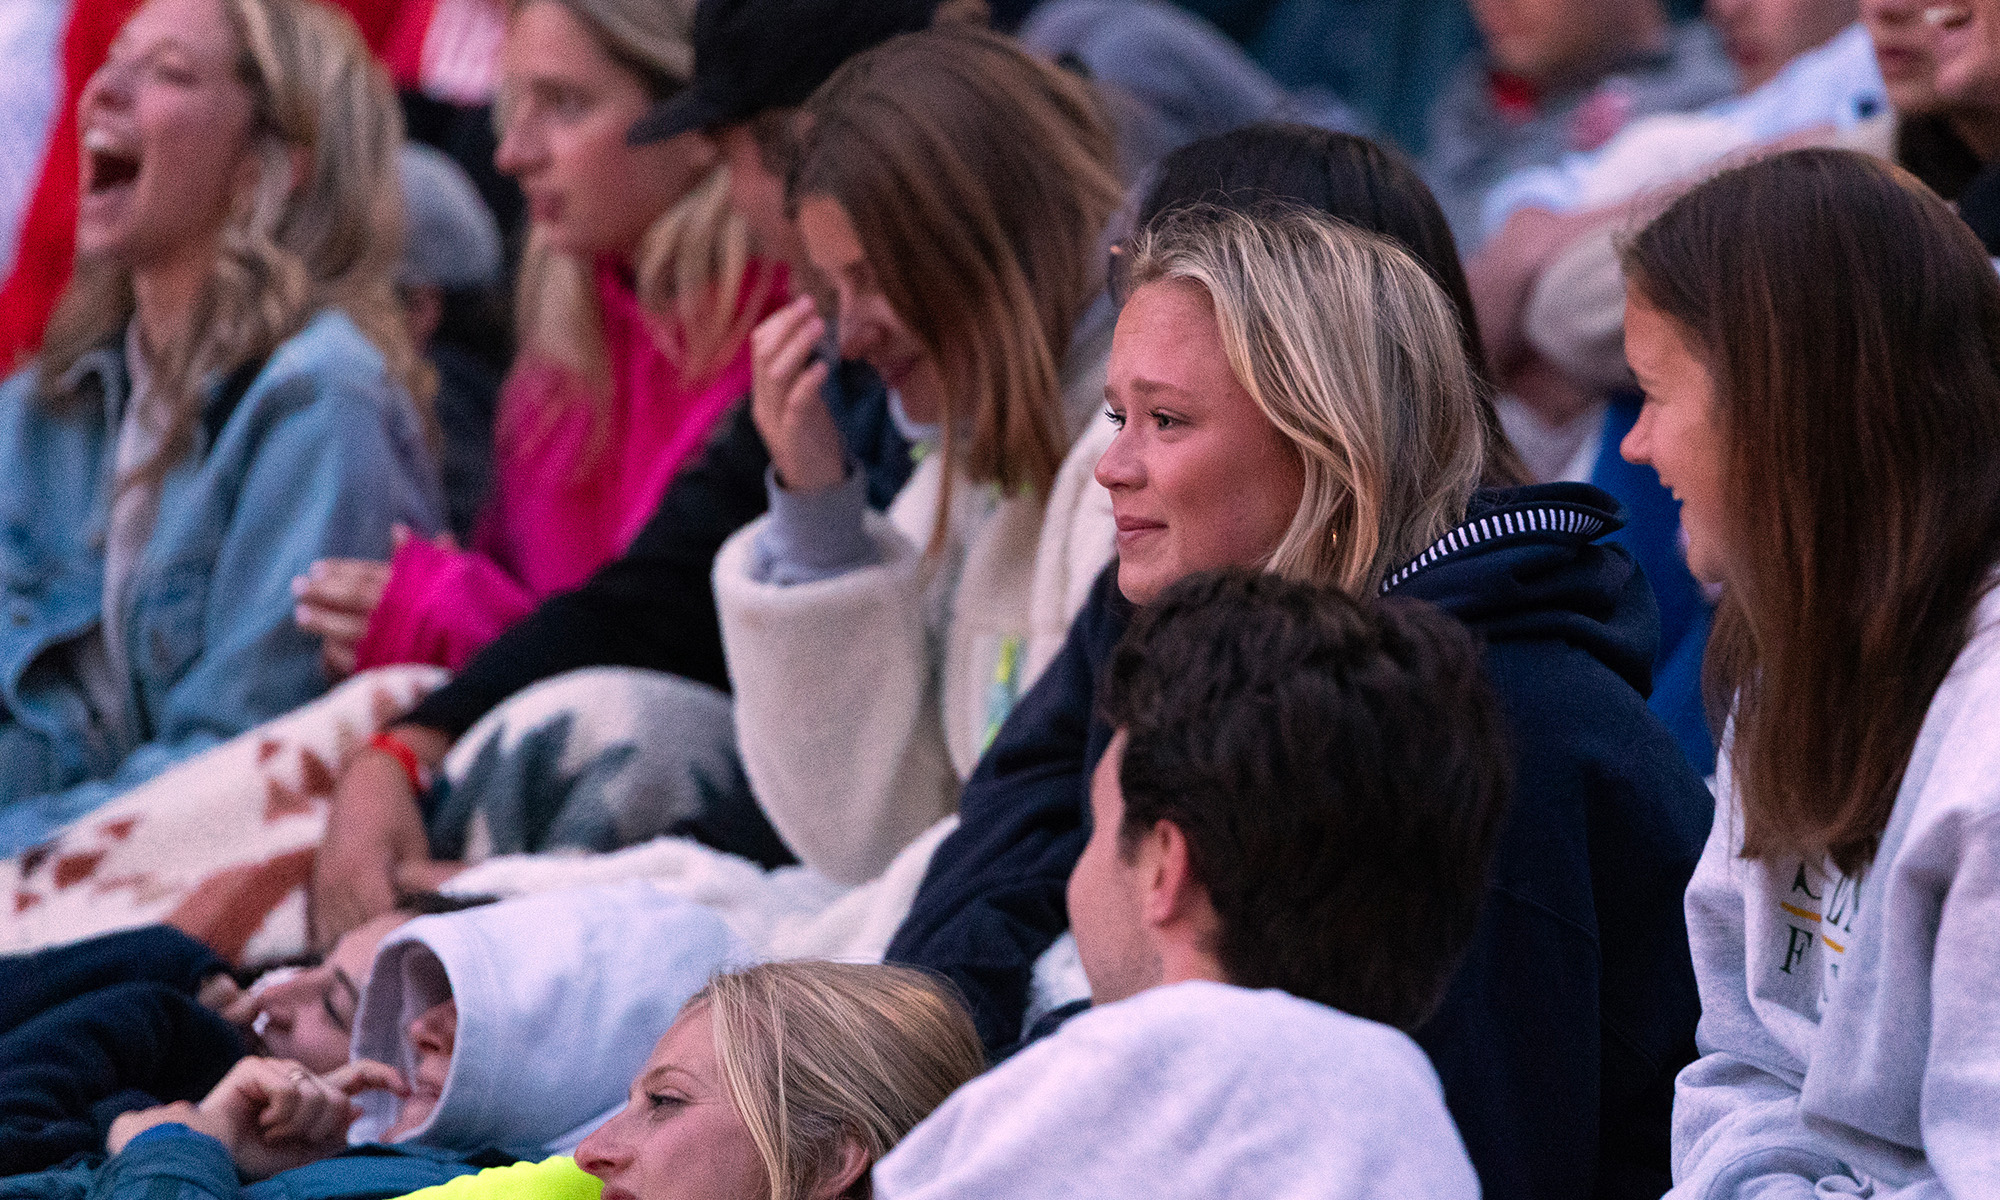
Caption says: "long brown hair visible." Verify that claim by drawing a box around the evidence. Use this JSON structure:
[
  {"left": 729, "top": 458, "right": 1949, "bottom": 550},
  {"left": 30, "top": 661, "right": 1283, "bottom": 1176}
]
[
  {"left": 790, "top": 27, "right": 1124, "bottom": 549},
  {"left": 1623, "top": 148, "right": 2000, "bottom": 874},
  {"left": 39, "top": 0, "right": 424, "bottom": 485}
]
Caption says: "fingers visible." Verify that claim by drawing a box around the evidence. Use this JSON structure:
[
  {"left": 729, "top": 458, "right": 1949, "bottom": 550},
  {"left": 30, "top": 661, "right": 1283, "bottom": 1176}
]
[
  {"left": 292, "top": 560, "right": 391, "bottom": 617},
  {"left": 327, "top": 1059, "right": 409, "bottom": 1099},
  {"left": 296, "top": 601, "right": 371, "bottom": 646},
  {"left": 321, "top": 639, "right": 359, "bottom": 682}
]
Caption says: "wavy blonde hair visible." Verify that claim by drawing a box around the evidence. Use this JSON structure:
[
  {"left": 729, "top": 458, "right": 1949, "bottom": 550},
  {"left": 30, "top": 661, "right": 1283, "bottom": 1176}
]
[
  {"left": 792, "top": 27, "right": 1124, "bottom": 553},
  {"left": 504, "top": 0, "right": 764, "bottom": 451},
  {"left": 38, "top": 0, "right": 424, "bottom": 486},
  {"left": 693, "top": 961, "right": 985, "bottom": 1200},
  {"left": 1123, "top": 205, "right": 1487, "bottom": 594}
]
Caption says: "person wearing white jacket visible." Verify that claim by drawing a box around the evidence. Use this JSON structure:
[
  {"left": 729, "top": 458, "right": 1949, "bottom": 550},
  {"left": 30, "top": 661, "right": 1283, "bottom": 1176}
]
[
  {"left": 1618, "top": 148, "right": 2000, "bottom": 1197},
  {"left": 716, "top": 26, "right": 1126, "bottom": 885}
]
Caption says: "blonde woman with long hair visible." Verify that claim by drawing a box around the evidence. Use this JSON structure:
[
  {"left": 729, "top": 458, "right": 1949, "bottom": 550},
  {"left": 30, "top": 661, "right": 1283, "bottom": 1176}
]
[
  {"left": 0, "top": 0, "right": 440, "bottom": 856},
  {"left": 888, "top": 199, "right": 1715, "bottom": 1196},
  {"left": 291, "top": 0, "right": 778, "bottom": 680}
]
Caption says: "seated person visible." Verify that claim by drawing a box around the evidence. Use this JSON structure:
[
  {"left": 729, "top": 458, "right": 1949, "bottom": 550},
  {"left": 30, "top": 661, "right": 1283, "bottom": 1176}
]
[
  {"left": 0, "top": 0, "right": 443, "bottom": 858},
  {"left": 1420, "top": 0, "right": 1735, "bottom": 249},
  {"left": 93, "top": 959, "right": 981, "bottom": 1200},
  {"left": 291, "top": 0, "right": 782, "bottom": 680},
  {"left": 872, "top": 571, "right": 1506, "bottom": 1199},
  {"left": 887, "top": 202, "right": 1712, "bottom": 1200},
  {"left": 6, "top": 886, "right": 737, "bottom": 1200},
  {"left": 1621, "top": 148, "right": 2000, "bottom": 1199}
]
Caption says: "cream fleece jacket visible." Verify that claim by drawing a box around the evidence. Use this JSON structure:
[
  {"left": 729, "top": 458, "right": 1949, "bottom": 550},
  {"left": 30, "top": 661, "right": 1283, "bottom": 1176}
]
[{"left": 713, "top": 315, "right": 1117, "bottom": 886}]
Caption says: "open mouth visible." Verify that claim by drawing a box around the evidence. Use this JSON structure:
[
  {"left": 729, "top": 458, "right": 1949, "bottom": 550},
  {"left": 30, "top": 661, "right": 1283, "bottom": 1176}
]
[{"left": 83, "top": 131, "right": 140, "bottom": 194}]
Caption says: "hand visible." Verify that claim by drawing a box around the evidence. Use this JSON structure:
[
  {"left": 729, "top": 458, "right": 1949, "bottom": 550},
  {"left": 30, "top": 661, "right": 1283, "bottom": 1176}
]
[
  {"left": 310, "top": 725, "right": 449, "bottom": 949},
  {"left": 294, "top": 558, "right": 391, "bottom": 680},
  {"left": 107, "top": 1101, "right": 201, "bottom": 1156},
  {"left": 751, "top": 295, "right": 847, "bottom": 493},
  {"left": 194, "top": 1058, "right": 408, "bottom": 1180}
]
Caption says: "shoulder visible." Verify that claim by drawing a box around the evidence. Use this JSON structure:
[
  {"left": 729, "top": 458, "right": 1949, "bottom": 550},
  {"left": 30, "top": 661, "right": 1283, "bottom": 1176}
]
[{"left": 226, "top": 310, "right": 414, "bottom": 436}]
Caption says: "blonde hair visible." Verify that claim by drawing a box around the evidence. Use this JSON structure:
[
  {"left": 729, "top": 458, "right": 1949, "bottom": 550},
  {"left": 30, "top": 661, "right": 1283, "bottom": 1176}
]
[
  {"left": 694, "top": 961, "right": 985, "bottom": 1200},
  {"left": 1124, "top": 206, "right": 1486, "bottom": 593},
  {"left": 505, "top": 0, "right": 765, "bottom": 452},
  {"left": 39, "top": 0, "right": 425, "bottom": 484},
  {"left": 792, "top": 27, "right": 1124, "bottom": 552}
]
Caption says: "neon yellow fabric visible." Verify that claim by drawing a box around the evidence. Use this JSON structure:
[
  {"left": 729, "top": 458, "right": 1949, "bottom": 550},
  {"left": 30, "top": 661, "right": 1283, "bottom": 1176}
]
[{"left": 391, "top": 1156, "right": 603, "bottom": 1200}]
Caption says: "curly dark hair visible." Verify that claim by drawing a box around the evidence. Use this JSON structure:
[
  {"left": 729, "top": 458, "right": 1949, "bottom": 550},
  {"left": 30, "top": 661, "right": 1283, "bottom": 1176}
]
[{"left": 1100, "top": 570, "right": 1512, "bottom": 1030}]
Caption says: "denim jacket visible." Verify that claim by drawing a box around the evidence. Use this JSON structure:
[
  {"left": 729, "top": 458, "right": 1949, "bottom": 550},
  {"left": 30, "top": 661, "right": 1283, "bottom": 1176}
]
[{"left": 0, "top": 309, "right": 443, "bottom": 854}]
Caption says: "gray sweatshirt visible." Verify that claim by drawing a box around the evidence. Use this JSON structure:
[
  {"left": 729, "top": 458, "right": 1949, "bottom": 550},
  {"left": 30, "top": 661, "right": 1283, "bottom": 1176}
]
[
  {"left": 1671, "top": 587, "right": 2000, "bottom": 1198},
  {"left": 872, "top": 980, "right": 1479, "bottom": 1199}
]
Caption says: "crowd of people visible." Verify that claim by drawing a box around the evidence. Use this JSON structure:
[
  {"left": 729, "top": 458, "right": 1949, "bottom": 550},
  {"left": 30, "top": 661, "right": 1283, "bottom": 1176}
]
[{"left": 0, "top": 0, "right": 1994, "bottom": 1196}]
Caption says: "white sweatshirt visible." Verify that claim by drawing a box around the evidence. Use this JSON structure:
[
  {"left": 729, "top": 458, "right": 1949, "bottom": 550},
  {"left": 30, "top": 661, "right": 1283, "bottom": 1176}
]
[
  {"left": 713, "top": 313, "right": 1117, "bottom": 886},
  {"left": 1671, "top": 585, "right": 2000, "bottom": 1198},
  {"left": 872, "top": 980, "right": 1479, "bottom": 1200},
  {"left": 348, "top": 882, "right": 747, "bottom": 1151}
]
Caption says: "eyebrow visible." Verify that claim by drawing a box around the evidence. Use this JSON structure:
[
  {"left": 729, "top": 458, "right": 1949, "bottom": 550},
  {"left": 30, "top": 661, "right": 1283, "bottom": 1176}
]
[
  {"left": 1125, "top": 378, "right": 1193, "bottom": 399},
  {"left": 638, "top": 1064, "right": 704, "bottom": 1091}
]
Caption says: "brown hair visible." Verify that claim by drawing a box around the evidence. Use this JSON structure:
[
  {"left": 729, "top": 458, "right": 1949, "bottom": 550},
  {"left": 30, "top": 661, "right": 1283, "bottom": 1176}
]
[
  {"left": 1622, "top": 148, "right": 2000, "bottom": 874},
  {"left": 790, "top": 27, "right": 1123, "bottom": 549},
  {"left": 39, "top": 0, "right": 425, "bottom": 484},
  {"left": 693, "top": 961, "right": 985, "bottom": 1200}
]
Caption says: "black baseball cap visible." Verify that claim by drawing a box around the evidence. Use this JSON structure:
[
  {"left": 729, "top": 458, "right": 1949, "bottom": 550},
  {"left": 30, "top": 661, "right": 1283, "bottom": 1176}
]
[{"left": 629, "top": 0, "right": 944, "bottom": 144}]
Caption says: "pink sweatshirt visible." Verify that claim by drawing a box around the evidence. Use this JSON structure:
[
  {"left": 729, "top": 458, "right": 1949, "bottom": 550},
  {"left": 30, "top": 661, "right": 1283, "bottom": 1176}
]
[{"left": 354, "top": 259, "right": 780, "bottom": 671}]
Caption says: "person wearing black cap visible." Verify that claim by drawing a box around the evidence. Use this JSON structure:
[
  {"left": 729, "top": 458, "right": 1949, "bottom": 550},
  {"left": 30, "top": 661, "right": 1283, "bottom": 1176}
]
[{"left": 629, "top": 0, "right": 975, "bottom": 269}]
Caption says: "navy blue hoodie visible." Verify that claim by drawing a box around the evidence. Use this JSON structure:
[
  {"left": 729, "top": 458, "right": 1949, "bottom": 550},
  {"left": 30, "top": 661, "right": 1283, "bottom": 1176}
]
[{"left": 884, "top": 482, "right": 1713, "bottom": 1200}]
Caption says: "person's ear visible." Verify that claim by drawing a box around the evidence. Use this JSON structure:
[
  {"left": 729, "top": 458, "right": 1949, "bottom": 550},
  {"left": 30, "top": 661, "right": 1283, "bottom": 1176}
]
[
  {"left": 1138, "top": 819, "right": 1204, "bottom": 930},
  {"left": 806, "top": 1137, "right": 871, "bottom": 1200}
]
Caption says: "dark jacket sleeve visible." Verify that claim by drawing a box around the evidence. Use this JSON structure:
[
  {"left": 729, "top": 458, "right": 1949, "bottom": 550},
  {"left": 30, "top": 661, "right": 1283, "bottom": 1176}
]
[
  {"left": 0, "top": 927, "right": 224, "bottom": 1036},
  {"left": 0, "top": 984, "right": 243, "bottom": 1176},
  {"left": 407, "top": 365, "right": 912, "bottom": 739},
  {"left": 885, "top": 566, "right": 1127, "bottom": 1056}
]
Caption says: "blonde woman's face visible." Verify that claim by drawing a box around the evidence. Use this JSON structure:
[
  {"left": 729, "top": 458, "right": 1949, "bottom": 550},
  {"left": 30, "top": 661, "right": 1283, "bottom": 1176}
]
[
  {"left": 576, "top": 1008, "right": 768, "bottom": 1200},
  {"left": 1097, "top": 280, "right": 1305, "bottom": 606},
  {"left": 75, "top": 0, "right": 258, "bottom": 271},
  {"left": 495, "top": 2, "right": 716, "bottom": 261}
]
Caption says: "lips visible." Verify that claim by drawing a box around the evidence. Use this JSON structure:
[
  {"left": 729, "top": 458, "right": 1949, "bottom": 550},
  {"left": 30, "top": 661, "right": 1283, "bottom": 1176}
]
[{"left": 1113, "top": 514, "right": 1166, "bottom": 548}]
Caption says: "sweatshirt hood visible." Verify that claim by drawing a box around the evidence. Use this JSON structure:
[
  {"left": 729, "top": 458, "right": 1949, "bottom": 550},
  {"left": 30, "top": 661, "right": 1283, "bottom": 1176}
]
[
  {"left": 1384, "top": 482, "right": 1659, "bottom": 696},
  {"left": 348, "top": 882, "right": 749, "bottom": 1152}
]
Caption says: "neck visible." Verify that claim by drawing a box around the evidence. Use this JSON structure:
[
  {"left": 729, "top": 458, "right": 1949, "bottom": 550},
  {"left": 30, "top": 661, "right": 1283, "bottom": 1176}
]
[
  {"left": 1950, "top": 108, "right": 2000, "bottom": 164},
  {"left": 129, "top": 243, "right": 218, "bottom": 364},
  {"left": 1155, "top": 937, "right": 1228, "bottom": 992}
]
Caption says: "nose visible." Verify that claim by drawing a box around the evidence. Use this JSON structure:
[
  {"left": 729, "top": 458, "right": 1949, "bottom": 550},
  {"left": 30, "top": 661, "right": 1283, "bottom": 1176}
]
[
  {"left": 1094, "top": 419, "right": 1144, "bottom": 491},
  {"left": 80, "top": 58, "right": 134, "bottom": 118},
  {"left": 1618, "top": 406, "right": 1654, "bottom": 467},
  {"left": 833, "top": 294, "right": 874, "bottom": 362},
  {"left": 408, "top": 1000, "right": 455, "bottom": 1056},
  {"left": 493, "top": 115, "right": 542, "bottom": 179},
  {"left": 575, "top": 1108, "right": 635, "bottom": 1178}
]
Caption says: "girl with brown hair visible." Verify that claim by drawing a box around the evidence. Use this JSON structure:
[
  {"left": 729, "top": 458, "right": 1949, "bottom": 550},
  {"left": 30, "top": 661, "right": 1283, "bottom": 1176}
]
[
  {"left": 711, "top": 25, "right": 1126, "bottom": 886},
  {"left": 1619, "top": 147, "right": 2000, "bottom": 1196}
]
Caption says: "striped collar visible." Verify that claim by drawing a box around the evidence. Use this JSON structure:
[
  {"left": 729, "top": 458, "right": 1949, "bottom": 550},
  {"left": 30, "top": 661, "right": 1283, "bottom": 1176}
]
[{"left": 1382, "top": 501, "right": 1612, "bottom": 593}]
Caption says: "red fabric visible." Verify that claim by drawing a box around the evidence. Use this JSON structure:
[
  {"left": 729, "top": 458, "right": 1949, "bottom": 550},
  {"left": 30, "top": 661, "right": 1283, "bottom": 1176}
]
[
  {"left": 353, "top": 260, "right": 786, "bottom": 671},
  {"left": 377, "top": 0, "right": 439, "bottom": 90},
  {"left": 1488, "top": 71, "right": 1544, "bottom": 123},
  {"left": 0, "top": 0, "right": 141, "bottom": 373},
  {"left": 325, "top": 0, "right": 403, "bottom": 52}
]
